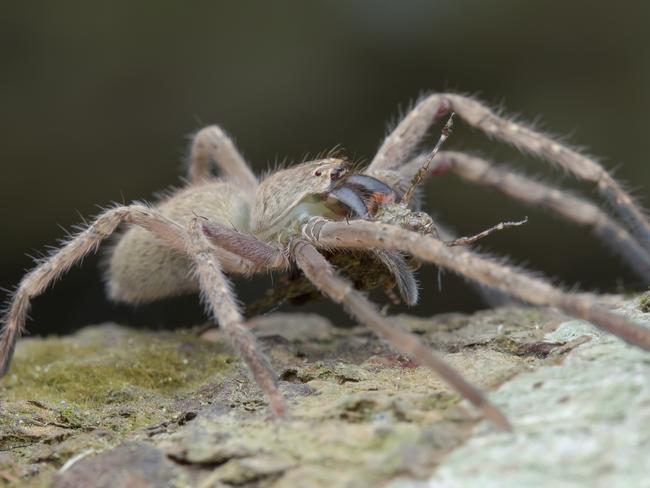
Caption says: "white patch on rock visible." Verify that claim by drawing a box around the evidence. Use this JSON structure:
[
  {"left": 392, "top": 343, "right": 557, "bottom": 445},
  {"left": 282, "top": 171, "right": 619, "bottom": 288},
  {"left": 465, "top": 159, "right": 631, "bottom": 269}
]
[{"left": 391, "top": 304, "right": 650, "bottom": 488}]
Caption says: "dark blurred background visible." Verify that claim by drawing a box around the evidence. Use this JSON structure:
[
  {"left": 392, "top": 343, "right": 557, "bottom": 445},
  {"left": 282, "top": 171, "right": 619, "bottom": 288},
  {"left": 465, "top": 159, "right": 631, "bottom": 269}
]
[{"left": 1, "top": 1, "right": 649, "bottom": 335}]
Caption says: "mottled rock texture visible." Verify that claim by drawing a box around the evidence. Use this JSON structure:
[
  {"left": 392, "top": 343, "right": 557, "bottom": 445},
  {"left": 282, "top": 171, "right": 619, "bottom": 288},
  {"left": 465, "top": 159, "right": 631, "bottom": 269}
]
[{"left": 1, "top": 298, "right": 648, "bottom": 487}]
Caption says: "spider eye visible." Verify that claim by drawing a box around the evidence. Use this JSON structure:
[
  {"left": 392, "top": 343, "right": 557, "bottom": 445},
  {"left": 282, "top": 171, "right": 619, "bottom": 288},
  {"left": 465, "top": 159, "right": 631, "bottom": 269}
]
[
  {"left": 330, "top": 166, "right": 346, "bottom": 181},
  {"left": 314, "top": 170, "right": 322, "bottom": 177}
]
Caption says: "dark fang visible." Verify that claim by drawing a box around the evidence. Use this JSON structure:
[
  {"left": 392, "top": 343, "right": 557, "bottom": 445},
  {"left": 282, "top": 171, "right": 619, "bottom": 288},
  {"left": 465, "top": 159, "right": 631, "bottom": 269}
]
[
  {"left": 325, "top": 186, "right": 370, "bottom": 219},
  {"left": 339, "top": 174, "right": 397, "bottom": 215},
  {"left": 343, "top": 175, "right": 398, "bottom": 200}
]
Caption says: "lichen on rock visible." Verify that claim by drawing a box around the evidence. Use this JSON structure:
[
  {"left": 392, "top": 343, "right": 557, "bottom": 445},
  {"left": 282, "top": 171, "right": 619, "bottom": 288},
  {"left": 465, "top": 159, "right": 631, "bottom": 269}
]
[
  {"left": 410, "top": 301, "right": 650, "bottom": 488},
  {"left": 0, "top": 304, "right": 619, "bottom": 487}
]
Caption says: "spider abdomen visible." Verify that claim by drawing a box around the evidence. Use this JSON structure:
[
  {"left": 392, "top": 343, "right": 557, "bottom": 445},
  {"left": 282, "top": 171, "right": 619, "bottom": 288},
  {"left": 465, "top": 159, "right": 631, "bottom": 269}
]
[{"left": 106, "top": 180, "right": 252, "bottom": 304}]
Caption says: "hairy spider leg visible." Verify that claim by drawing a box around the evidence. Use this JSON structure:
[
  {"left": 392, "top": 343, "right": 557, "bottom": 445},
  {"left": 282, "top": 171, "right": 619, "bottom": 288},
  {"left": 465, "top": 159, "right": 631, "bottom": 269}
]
[{"left": 368, "top": 93, "right": 650, "bottom": 255}]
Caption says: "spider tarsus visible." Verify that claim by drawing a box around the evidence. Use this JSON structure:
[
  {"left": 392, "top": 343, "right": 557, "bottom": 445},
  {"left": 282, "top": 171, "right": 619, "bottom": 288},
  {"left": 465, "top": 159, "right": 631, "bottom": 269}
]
[
  {"left": 561, "top": 300, "right": 650, "bottom": 352},
  {"left": 481, "top": 402, "right": 513, "bottom": 432},
  {"left": 267, "top": 393, "right": 289, "bottom": 421},
  {"left": 0, "top": 328, "right": 18, "bottom": 377},
  {"left": 444, "top": 217, "right": 528, "bottom": 247}
]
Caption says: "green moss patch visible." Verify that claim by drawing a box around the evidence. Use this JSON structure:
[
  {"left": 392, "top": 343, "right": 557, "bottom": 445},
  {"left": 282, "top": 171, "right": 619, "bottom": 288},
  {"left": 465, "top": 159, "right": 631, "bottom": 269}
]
[
  {"left": 0, "top": 324, "right": 234, "bottom": 472},
  {"left": 2, "top": 325, "right": 233, "bottom": 408}
]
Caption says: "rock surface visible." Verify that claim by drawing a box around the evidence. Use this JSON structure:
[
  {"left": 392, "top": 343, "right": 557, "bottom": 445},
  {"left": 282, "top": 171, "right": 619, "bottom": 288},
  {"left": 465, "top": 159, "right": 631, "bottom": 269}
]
[{"left": 1, "top": 298, "right": 648, "bottom": 487}]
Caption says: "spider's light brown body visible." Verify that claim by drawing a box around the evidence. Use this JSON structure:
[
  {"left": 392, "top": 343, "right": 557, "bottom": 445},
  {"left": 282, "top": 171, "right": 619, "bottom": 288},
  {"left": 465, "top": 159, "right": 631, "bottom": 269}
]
[
  {"left": 3, "top": 93, "right": 650, "bottom": 431},
  {"left": 108, "top": 157, "right": 394, "bottom": 302},
  {"left": 108, "top": 180, "right": 252, "bottom": 304}
]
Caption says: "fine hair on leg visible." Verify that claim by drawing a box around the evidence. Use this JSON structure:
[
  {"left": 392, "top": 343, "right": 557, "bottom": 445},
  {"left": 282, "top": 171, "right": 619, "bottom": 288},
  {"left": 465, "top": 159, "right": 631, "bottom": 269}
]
[
  {"left": 0, "top": 203, "right": 287, "bottom": 418},
  {"left": 201, "top": 220, "right": 419, "bottom": 305},
  {"left": 387, "top": 150, "right": 650, "bottom": 282},
  {"left": 291, "top": 238, "right": 511, "bottom": 431},
  {"left": 0, "top": 204, "right": 188, "bottom": 376},
  {"left": 188, "top": 219, "right": 287, "bottom": 418},
  {"left": 432, "top": 151, "right": 650, "bottom": 282},
  {"left": 200, "top": 219, "right": 289, "bottom": 272},
  {"left": 302, "top": 219, "right": 650, "bottom": 352},
  {"left": 373, "top": 250, "right": 419, "bottom": 305},
  {"left": 368, "top": 93, "right": 650, "bottom": 253}
]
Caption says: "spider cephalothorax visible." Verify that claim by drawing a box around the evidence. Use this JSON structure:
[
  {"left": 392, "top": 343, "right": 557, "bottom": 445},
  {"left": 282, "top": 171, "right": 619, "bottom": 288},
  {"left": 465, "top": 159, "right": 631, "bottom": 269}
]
[
  {"left": 251, "top": 158, "right": 399, "bottom": 241},
  {"left": 3, "top": 93, "right": 650, "bottom": 431}
]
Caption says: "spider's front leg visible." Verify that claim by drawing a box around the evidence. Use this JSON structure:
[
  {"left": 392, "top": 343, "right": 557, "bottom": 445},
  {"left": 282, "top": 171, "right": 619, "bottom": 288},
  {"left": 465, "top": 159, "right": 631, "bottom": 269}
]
[
  {"left": 289, "top": 237, "right": 511, "bottom": 431},
  {"left": 303, "top": 219, "right": 650, "bottom": 352},
  {"left": 188, "top": 219, "right": 288, "bottom": 418},
  {"left": 433, "top": 151, "right": 650, "bottom": 282},
  {"left": 367, "top": 93, "right": 650, "bottom": 254},
  {"left": 385, "top": 150, "right": 650, "bottom": 284}
]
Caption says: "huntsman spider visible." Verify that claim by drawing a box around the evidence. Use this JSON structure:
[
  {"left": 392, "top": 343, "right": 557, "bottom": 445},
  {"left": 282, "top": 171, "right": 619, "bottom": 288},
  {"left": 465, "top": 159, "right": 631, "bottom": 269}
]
[{"left": 3, "top": 93, "right": 650, "bottom": 431}]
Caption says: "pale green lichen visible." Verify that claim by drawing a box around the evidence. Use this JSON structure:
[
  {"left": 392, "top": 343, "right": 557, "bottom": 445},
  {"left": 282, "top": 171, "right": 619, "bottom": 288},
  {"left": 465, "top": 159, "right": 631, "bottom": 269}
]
[{"left": 418, "top": 312, "right": 650, "bottom": 488}]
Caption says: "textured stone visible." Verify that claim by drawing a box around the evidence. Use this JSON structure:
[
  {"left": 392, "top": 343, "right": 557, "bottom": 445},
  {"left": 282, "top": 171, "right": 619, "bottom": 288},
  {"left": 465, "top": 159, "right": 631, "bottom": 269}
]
[
  {"left": 397, "top": 300, "right": 650, "bottom": 488},
  {"left": 53, "top": 442, "right": 178, "bottom": 488},
  {"left": 2, "top": 302, "right": 646, "bottom": 487}
]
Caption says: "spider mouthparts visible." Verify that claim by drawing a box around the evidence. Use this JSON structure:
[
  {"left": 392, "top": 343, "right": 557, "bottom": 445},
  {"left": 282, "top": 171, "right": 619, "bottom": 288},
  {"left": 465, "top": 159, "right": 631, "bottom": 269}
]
[
  {"left": 343, "top": 175, "right": 397, "bottom": 198},
  {"left": 325, "top": 186, "right": 370, "bottom": 219},
  {"left": 324, "top": 175, "right": 398, "bottom": 219}
]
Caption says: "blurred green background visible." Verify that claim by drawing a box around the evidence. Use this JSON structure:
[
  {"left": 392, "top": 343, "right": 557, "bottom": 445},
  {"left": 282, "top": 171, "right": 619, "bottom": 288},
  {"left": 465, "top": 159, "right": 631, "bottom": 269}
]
[{"left": 1, "top": 1, "right": 649, "bottom": 335}]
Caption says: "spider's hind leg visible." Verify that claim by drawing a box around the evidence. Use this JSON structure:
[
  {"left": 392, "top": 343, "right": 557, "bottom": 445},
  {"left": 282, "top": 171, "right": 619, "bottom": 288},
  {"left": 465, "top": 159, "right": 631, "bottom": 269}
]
[
  {"left": 0, "top": 205, "right": 187, "bottom": 376},
  {"left": 188, "top": 125, "right": 258, "bottom": 193},
  {"left": 0, "top": 206, "right": 289, "bottom": 419}
]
